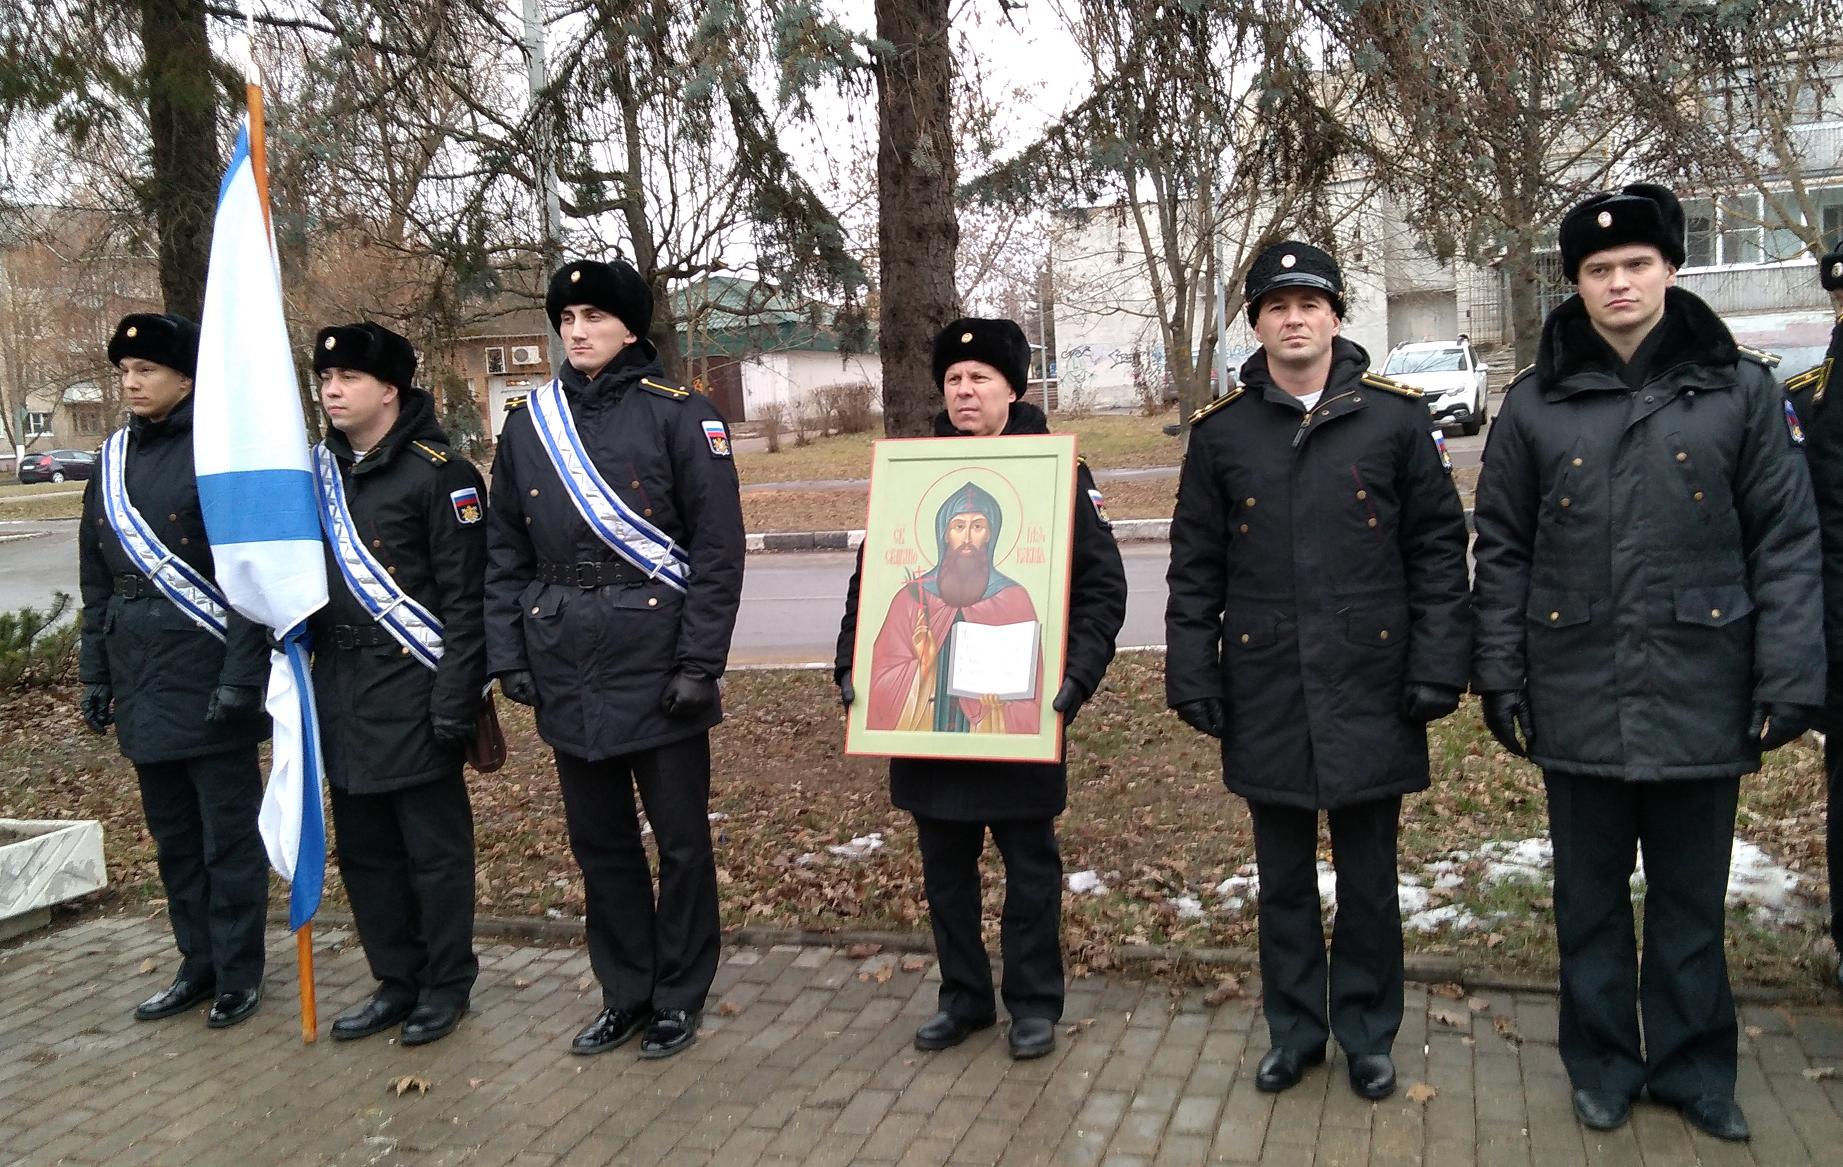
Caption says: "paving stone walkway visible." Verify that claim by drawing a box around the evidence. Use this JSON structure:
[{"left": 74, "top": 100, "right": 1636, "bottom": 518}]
[{"left": 2, "top": 916, "right": 1841, "bottom": 1166}]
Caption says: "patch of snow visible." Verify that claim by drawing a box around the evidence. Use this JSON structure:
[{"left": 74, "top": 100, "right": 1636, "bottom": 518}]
[
  {"left": 795, "top": 852, "right": 821, "bottom": 867},
  {"left": 708, "top": 812, "right": 728, "bottom": 823},
  {"left": 1170, "top": 895, "right": 1205, "bottom": 919},
  {"left": 1478, "top": 837, "right": 1551, "bottom": 885},
  {"left": 1397, "top": 884, "right": 1431, "bottom": 917},
  {"left": 1404, "top": 904, "right": 1480, "bottom": 933},
  {"left": 827, "top": 832, "right": 884, "bottom": 860},
  {"left": 1066, "top": 870, "right": 1107, "bottom": 896},
  {"left": 1726, "top": 839, "right": 1810, "bottom": 924}
]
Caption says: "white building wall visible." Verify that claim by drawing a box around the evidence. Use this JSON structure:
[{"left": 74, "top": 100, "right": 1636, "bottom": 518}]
[{"left": 739, "top": 350, "right": 883, "bottom": 417}]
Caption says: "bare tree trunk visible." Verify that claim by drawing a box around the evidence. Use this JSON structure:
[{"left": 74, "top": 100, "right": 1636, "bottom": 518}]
[
  {"left": 876, "top": 0, "right": 958, "bottom": 438},
  {"left": 140, "top": 0, "right": 220, "bottom": 320},
  {"left": 1504, "top": 253, "right": 1543, "bottom": 370}
]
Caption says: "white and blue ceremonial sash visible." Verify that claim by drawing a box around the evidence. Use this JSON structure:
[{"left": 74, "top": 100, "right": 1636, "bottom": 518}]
[
  {"left": 526, "top": 380, "right": 691, "bottom": 592},
  {"left": 97, "top": 428, "right": 230, "bottom": 642},
  {"left": 312, "top": 444, "right": 445, "bottom": 670}
]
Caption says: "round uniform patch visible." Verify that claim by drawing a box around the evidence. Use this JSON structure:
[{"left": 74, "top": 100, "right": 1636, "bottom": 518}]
[{"left": 1597, "top": 210, "right": 1613, "bottom": 228}]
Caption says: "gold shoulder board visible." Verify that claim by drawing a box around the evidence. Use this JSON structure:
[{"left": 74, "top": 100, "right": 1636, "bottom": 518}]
[
  {"left": 639, "top": 377, "right": 690, "bottom": 400},
  {"left": 503, "top": 394, "right": 529, "bottom": 412},
  {"left": 1786, "top": 359, "right": 1833, "bottom": 405},
  {"left": 1738, "top": 344, "right": 1782, "bottom": 368},
  {"left": 409, "top": 441, "right": 449, "bottom": 466},
  {"left": 1360, "top": 371, "right": 1421, "bottom": 398},
  {"left": 1189, "top": 386, "right": 1244, "bottom": 425}
]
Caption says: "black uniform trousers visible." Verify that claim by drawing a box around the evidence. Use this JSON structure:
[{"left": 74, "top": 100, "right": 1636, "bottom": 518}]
[
  {"left": 134, "top": 747, "right": 268, "bottom": 993},
  {"left": 555, "top": 733, "right": 720, "bottom": 1015},
  {"left": 1827, "top": 743, "right": 1843, "bottom": 952},
  {"left": 914, "top": 814, "right": 1063, "bottom": 1022},
  {"left": 1249, "top": 796, "right": 1403, "bottom": 1057},
  {"left": 329, "top": 772, "right": 479, "bottom": 1009},
  {"left": 1544, "top": 771, "right": 1739, "bottom": 1103}
]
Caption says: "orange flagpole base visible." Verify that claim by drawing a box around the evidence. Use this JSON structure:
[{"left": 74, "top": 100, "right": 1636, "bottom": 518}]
[{"left": 297, "top": 923, "right": 317, "bottom": 1043}]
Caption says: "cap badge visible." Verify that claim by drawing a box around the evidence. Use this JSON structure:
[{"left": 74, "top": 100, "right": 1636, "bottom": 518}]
[
  {"left": 961, "top": 332, "right": 973, "bottom": 343},
  {"left": 125, "top": 326, "right": 137, "bottom": 338},
  {"left": 1280, "top": 254, "right": 1297, "bottom": 269},
  {"left": 1597, "top": 211, "right": 1613, "bottom": 228},
  {"left": 569, "top": 269, "right": 581, "bottom": 283},
  {"left": 324, "top": 336, "right": 336, "bottom": 350}
]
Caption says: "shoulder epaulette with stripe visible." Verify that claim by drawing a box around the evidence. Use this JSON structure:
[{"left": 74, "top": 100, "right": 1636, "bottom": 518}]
[
  {"left": 1738, "top": 344, "right": 1782, "bottom": 368},
  {"left": 1189, "top": 386, "right": 1245, "bottom": 426},
  {"left": 1786, "top": 359, "right": 1833, "bottom": 405},
  {"left": 1360, "top": 371, "right": 1421, "bottom": 399},
  {"left": 409, "top": 441, "right": 449, "bottom": 466},
  {"left": 503, "top": 394, "right": 529, "bottom": 412},
  {"left": 640, "top": 377, "right": 690, "bottom": 401}
]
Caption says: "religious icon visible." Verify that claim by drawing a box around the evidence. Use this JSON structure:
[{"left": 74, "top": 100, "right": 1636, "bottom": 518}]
[{"left": 848, "top": 434, "right": 1079, "bottom": 763}]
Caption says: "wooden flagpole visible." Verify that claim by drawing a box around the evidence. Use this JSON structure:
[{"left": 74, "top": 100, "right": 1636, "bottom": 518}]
[{"left": 245, "top": 19, "right": 314, "bottom": 1043}]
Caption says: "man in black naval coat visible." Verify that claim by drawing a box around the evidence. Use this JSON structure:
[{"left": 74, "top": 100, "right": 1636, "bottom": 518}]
[
  {"left": 1782, "top": 242, "right": 1843, "bottom": 995},
  {"left": 1472, "top": 184, "right": 1824, "bottom": 1140},
  {"left": 835, "top": 318, "right": 1128, "bottom": 1061},
  {"left": 486, "top": 259, "right": 745, "bottom": 1058},
  {"left": 1165, "top": 243, "right": 1473, "bottom": 1102},
  {"left": 79, "top": 313, "right": 271, "bottom": 1028},
  {"left": 309, "top": 322, "right": 486, "bottom": 1046}
]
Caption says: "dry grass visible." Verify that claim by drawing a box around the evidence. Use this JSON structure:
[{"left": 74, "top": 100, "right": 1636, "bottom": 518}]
[{"left": 3, "top": 655, "right": 1831, "bottom": 989}]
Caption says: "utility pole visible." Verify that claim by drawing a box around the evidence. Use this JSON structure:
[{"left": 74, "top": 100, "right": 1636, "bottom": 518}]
[{"left": 521, "top": 0, "right": 566, "bottom": 369}]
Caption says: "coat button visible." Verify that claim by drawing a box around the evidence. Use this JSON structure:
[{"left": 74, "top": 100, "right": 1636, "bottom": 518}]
[
  {"left": 1675, "top": 452, "right": 1688, "bottom": 462},
  {"left": 647, "top": 597, "right": 658, "bottom": 608},
  {"left": 371, "top": 539, "right": 382, "bottom": 548},
  {"left": 643, "top": 508, "right": 653, "bottom": 517},
  {"left": 1378, "top": 629, "right": 1390, "bottom": 640},
  {"left": 529, "top": 488, "right": 540, "bottom": 497},
  {"left": 1711, "top": 608, "right": 1723, "bottom": 619},
  {"left": 1353, "top": 395, "right": 1363, "bottom": 403},
  {"left": 1244, "top": 497, "right": 1256, "bottom": 507},
  {"left": 1238, "top": 523, "right": 1250, "bottom": 534},
  {"left": 1560, "top": 497, "right": 1571, "bottom": 508},
  {"left": 1549, "top": 611, "right": 1561, "bottom": 621},
  {"left": 1645, "top": 395, "right": 1655, "bottom": 403},
  {"left": 531, "top": 606, "right": 540, "bottom": 615},
  {"left": 1694, "top": 490, "right": 1705, "bottom": 502},
  {"left": 1355, "top": 490, "right": 1367, "bottom": 500},
  {"left": 167, "top": 513, "right": 178, "bottom": 522},
  {"left": 387, "top": 566, "right": 397, "bottom": 574},
  {"left": 179, "top": 537, "right": 189, "bottom": 545},
  {"left": 400, "top": 646, "right": 410, "bottom": 655},
  {"left": 1571, "top": 457, "right": 1583, "bottom": 467},
  {"left": 631, "top": 480, "right": 642, "bottom": 489},
  {"left": 1239, "top": 633, "right": 1250, "bottom": 644},
  {"left": 1366, "top": 517, "right": 1378, "bottom": 528}
]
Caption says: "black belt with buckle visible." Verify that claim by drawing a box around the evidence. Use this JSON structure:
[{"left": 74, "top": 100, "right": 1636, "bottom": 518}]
[
  {"left": 113, "top": 574, "right": 157, "bottom": 599},
  {"left": 536, "top": 560, "right": 640, "bottom": 588},
  {"left": 329, "top": 625, "right": 393, "bottom": 650}
]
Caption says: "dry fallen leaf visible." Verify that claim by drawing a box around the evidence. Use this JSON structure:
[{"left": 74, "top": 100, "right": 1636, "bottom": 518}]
[
  {"left": 575, "top": 977, "right": 594, "bottom": 993},
  {"left": 717, "top": 1000, "right": 743, "bottom": 1017},
  {"left": 1429, "top": 1006, "right": 1470, "bottom": 1029},
  {"left": 389, "top": 1075, "right": 432, "bottom": 1097},
  {"left": 1430, "top": 982, "right": 1466, "bottom": 1000},
  {"left": 1492, "top": 1015, "right": 1521, "bottom": 1044},
  {"left": 1204, "top": 975, "right": 1244, "bottom": 1007},
  {"left": 845, "top": 942, "right": 883, "bottom": 959},
  {"left": 467, "top": 1078, "right": 484, "bottom": 1089},
  {"left": 1485, "top": 932, "right": 1505, "bottom": 948},
  {"left": 1804, "top": 1066, "right": 1837, "bottom": 1081},
  {"left": 1466, "top": 997, "right": 1489, "bottom": 1013},
  {"left": 899, "top": 954, "right": 930, "bottom": 973},
  {"left": 1744, "top": 1025, "right": 1764, "bottom": 1039},
  {"left": 1405, "top": 1082, "right": 1438, "bottom": 1104},
  {"left": 137, "top": 957, "right": 157, "bottom": 975},
  {"left": 511, "top": 978, "right": 532, "bottom": 989}
]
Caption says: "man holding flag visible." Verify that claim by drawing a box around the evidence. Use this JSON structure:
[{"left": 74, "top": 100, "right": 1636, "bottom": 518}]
[{"left": 79, "top": 312, "right": 272, "bottom": 1028}]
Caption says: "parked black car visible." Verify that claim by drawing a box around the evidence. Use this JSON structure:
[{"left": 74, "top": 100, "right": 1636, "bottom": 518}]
[{"left": 17, "top": 448, "right": 98, "bottom": 484}]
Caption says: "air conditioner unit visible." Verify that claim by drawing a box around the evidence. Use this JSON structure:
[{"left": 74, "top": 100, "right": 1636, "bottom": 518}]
[
  {"left": 485, "top": 346, "right": 506, "bottom": 375},
  {"left": 511, "top": 345, "right": 542, "bottom": 366}
]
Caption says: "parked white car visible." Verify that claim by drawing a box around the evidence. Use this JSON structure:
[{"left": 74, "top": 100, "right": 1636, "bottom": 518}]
[{"left": 1380, "top": 341, "right": 1489, "bottom": 435}]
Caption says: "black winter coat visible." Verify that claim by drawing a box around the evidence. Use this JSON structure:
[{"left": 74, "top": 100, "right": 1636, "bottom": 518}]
[
  {"left": 78, "top": 394, "right": 271, "bottom": 764},
  {"left": 309, "top": 390, "right": 488, "bottom": 794},
  {"left": 1781, "top": 319, "right": 1843, "bottom": 729},
  {"left": 485, "top": 343, "right": 745, "bottom": 759},
  {"left": 1165, "top": 338, "right": 1473, "bottom": 811},
  {"left": 1472, "top": 288, "right": 1824, "bottom": 780},
  {"left": 834, "top": 401, "right": 1129, "bottom": 821}
]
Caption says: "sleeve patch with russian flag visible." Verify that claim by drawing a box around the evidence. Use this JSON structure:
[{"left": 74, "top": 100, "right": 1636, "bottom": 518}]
[
  {"left": 450, "top": 486, "right": 483, "bottom": 524},
  {"left": 702, "top": 419, "right": 732, "bottom": 457},
  {"left": 1786, "top": 398, "right": 1806, "bottom": 446},
  {"left": 1431, "top": 429, "right": 1453, "bottom": 473},
  {"left": 1087, "top": 487, "right": 1112, "bottom": 526}
]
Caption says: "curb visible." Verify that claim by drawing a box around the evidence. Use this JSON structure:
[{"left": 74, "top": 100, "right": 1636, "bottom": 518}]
[
  {"left": 745, "top": 510, "right": 1476, "bottom": 553},
  {"left": 287, "top": 911, "right": 1827, "bottom": 1004}
]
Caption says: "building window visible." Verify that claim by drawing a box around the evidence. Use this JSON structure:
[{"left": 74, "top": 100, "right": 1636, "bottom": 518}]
[
  {"left": 24, "top": 412, "right": 52, "bottom": 436},
  {"left": 1684, "top": 187, "right": 1843, "bottom": 267},
  {"left": 70, "top": 406, "right": 103, "bottom": 435},
  {"left": 485, "top": 346, "right": 506, "bottom": 375}
]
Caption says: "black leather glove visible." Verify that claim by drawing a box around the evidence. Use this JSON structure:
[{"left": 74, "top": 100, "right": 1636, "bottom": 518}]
[
  {"left": 1400, "top": 683, "right": 1461, "bottom": 724},
  {"left": 1173, "top": 698, "right": 1225, "bottom": 738},
  {"left": 430, "top": 713, "right": 474, "bottom": 750},
  {"left": 1481, "top": 690, "right": 1534, "bottom": 758},
  {"left": 498, "top": 670, "right": 538, "bottom": 707},
  {"left": 79, "top": 684, "right": 113, "bottom": 734},
  {"left": 660, "top": 670, "right": 720, "bottom": 718},
  {"left": 206, "top": 684, "right": 263, "bottom": 723},
  {"left": 1751, "top": 703, "right": 1817, "bottom": 752},
  {"left": 838, "top": 671, "right": 855, "bottom": 708},
  {"left": 1052, "top": 677, "right": 1089, "bottom": 724}
]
